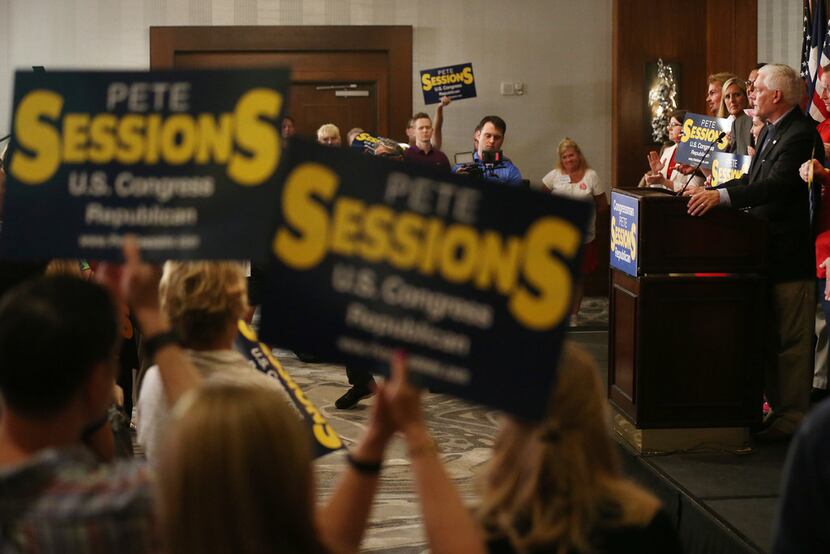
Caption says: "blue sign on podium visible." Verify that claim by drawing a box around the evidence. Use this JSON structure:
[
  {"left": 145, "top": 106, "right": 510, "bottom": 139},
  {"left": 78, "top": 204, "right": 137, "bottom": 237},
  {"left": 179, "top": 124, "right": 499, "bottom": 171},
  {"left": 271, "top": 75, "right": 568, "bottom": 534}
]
[{"left": 610, "top": 191, "right": 639, "bottom": 277}]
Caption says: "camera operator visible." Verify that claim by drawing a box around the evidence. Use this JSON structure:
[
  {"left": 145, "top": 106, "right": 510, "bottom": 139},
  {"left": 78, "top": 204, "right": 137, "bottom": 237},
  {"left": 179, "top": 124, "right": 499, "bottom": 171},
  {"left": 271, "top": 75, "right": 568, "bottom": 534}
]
[{"left": 452, "top": 115, "right": 523, "bottom": 186}]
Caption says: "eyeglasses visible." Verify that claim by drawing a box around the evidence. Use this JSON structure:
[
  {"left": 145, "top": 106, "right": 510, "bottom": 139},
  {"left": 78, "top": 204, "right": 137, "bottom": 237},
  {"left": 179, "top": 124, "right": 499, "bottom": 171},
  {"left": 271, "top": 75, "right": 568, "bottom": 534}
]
[{"left": 745, "top": 80, "right": 754, "bottom": 88}]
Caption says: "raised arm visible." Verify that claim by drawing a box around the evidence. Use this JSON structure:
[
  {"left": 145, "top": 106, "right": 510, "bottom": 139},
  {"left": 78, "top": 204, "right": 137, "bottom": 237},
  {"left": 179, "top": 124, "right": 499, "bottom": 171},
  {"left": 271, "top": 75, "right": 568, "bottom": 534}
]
[
  {"left": 317, "top": 375, "right": 395, "bottom": 553},
  {"left": 385, "top": 353, "right": 485, "bottom": 554},
  {"left": 120, "top": 238, "right": 202, "bottom": 405},
  {"left": 431, "top": 96, "right": 451, "bottom": 150}
]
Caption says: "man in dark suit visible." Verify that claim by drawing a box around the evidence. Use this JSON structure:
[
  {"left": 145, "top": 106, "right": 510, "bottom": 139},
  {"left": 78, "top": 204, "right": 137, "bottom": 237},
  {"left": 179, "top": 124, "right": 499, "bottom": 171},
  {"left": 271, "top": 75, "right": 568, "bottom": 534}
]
[{"left": 688, "top": 64, "right": 822, "bottom": 441}]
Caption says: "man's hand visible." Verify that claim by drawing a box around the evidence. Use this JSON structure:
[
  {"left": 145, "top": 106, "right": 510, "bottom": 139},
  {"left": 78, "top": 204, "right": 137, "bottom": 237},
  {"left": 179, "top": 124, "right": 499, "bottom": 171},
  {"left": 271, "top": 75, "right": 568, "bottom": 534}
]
[
  {"left": 682, "top": 183, "right": 701, "bottom": 196},
  {"left": 799, "top": 159, "right": 826, "bottom": 184},
  {"left": 439, "top": 96, "right": 451, "bottom": 108},
  {"left": 687, "top": 189, "right": 721, "bottom": 216}
]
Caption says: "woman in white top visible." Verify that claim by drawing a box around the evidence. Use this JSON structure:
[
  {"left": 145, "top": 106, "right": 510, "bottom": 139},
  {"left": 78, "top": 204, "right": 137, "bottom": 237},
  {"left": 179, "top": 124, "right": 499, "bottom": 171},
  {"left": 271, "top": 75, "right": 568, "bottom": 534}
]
[
  {"left": 641, "top": 109, "right": 705, "bottom": 193},
  {"left": 542, "top": 138, "right": 606, "bottom": 322},
  {"left": 136, "top": 260, "right": 293, "bottom": 463}
]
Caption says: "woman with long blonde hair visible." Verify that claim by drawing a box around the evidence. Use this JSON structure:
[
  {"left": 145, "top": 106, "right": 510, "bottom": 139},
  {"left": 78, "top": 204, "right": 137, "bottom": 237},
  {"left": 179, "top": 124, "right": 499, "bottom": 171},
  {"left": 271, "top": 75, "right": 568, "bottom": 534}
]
[
  {"left": 157, "top": 384, "right": 325, "bottom": 554},
  {"left": 477, "top": 343, "right": 683, "bottom": 553}
]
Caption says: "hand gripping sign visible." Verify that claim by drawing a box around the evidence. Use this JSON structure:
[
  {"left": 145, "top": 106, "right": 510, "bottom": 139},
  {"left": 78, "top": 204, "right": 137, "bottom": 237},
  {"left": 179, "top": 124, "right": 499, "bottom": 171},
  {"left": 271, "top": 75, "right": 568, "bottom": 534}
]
[
  {"left": 0, "top": 69, "right": 290, "bottom": 261},
  {"left": 260, "top": 140, "right": 591, "bottom": 421}
]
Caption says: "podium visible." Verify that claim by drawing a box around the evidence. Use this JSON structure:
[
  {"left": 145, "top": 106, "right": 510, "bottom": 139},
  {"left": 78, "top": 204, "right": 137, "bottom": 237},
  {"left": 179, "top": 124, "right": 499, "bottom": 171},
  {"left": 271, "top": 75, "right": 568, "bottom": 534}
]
[{"left": 608, "top": 189, "right": 767, "bottom": 449}]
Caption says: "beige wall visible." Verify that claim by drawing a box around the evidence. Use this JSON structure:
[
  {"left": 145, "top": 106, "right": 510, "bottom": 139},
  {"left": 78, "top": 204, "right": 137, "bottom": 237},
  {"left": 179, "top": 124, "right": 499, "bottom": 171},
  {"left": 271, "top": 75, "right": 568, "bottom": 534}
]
[
  {"left": 0, "top": 0, "right": 612, "bottom": 187},
  {"left": 757, "top": 0, "right": 801, "bottom": 68}
]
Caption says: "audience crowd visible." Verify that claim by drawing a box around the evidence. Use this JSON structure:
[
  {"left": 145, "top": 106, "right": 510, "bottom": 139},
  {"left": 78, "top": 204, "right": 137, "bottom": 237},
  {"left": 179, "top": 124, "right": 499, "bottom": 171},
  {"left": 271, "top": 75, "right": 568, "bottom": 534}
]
[{"left": 5, "top": 59, "right": 830, "bottom": 553}]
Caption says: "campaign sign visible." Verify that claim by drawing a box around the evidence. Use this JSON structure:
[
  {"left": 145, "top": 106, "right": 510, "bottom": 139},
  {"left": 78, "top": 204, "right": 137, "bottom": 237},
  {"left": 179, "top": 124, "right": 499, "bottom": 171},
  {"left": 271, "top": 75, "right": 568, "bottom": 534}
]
[
  {"left": 0, "top": 69, "right": 290, "bottom": 261},
  {"left": 675, "top": 112, "right": 732, "bottom": 169},
  {"left": 420, "top": 63, "right": 477, "bottom": 105},
  {"left": 259, "top": 140, "right": 591, "bottom": 421},
  {"left": 710, "top": 152, "right": 751, "bottom": 188},
  {"left": 350, "top": 131, "right": 384, "bottom": 154},
  {"left": 234, "top": 320, "right": 343, "bottom": 458},
  {"left": 610, "top": 191, "right": 639, "bottom": 277}
]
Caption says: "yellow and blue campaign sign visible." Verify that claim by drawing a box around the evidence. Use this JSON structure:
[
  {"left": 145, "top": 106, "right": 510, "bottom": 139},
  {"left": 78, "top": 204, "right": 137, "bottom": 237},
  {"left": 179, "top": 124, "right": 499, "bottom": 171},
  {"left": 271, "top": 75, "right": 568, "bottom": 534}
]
[
  {"left": 610, "top": 191, "right": 639, "bottom": 277},
  {"left": 711, "top": 152, "right": 751, "bottom": 187},
  {"left": 0, "top": 69, "right": 290, "bottom": 261},
  {"left": 420, "top": 63, "right": 476, "bottom": 105},
  {"left": 260, "top": 140, "right": 591, "bottom": 421},
  {"left": 235, "top": 320, "right": 343, "bottom": 458},
  {"left": 675, "top": 112, "right": 731, "bottom": 169}
]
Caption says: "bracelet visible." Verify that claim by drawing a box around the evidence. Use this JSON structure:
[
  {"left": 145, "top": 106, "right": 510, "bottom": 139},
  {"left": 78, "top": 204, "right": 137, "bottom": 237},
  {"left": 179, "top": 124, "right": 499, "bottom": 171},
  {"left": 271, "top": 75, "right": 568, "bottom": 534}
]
[
  {"left": 407, "top": 436, "right": 439, "bottom": 459},
  {"left": 346, "top": 453, "right": 382, "bottom": 475},
  {"left": 143, "top": 330, "right": 181, "bottom": 359}
]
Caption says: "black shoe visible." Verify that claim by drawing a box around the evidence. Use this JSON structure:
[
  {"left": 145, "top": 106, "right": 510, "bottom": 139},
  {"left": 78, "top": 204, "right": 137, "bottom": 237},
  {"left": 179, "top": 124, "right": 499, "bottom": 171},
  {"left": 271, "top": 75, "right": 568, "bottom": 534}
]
[{"left": 335, "top": 385, "right": 374, "bottom": 409}]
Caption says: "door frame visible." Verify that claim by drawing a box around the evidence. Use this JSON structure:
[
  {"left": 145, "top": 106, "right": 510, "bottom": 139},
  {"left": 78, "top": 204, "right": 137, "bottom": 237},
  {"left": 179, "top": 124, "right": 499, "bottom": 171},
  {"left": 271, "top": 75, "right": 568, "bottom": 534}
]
[{"left": 149, "top": 25, "right": 412, "bottom": 139}]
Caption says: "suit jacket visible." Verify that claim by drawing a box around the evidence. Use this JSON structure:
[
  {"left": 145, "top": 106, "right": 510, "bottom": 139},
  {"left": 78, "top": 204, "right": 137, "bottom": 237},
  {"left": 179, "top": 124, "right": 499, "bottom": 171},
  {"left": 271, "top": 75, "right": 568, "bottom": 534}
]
[
  {"left": 723, "top": 107, "right": 823, "bottom": 282},
  {"left": 730, "top": 114, "right": 753, "bottom": 156}
]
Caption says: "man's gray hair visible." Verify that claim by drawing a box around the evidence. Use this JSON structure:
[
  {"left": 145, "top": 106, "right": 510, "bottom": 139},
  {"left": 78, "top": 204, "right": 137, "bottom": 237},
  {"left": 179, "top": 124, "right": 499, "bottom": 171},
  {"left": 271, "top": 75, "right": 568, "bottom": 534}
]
[{"left": 758, "top": 64, "right": 803, "bottom": 107}]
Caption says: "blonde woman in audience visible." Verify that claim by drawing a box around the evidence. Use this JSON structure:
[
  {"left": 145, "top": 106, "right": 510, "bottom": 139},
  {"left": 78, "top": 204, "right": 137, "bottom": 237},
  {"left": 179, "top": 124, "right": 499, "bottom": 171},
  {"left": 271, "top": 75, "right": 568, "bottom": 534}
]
[
  {"left": 477, "top": 343, "right": 683, "bottom": 554},
  {"left": 717, "top": 77, "right": 752, "bottom": 155},
  {"left": 317, "top": 123, "right": 342, "bottom": 146},
  {"left": 136, "top": 261, "right": 293, "bottom": 463},
  {"left": 542, "top": 138, "right": 606, "bottom": 324}
]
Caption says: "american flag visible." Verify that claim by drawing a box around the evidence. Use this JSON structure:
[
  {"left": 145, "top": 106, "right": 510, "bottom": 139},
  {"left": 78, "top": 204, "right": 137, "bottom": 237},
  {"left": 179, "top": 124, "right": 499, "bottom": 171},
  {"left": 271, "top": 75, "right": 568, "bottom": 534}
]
[{"left": 802, "top": 0, "right": 830, "bottom": 121}]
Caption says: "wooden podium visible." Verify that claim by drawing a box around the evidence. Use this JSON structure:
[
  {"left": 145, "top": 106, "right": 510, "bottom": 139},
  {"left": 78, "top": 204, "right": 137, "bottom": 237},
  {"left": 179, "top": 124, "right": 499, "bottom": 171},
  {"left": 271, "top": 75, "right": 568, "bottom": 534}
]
[{"left": 608, "top": 189, "right": 767, "bottom": 450}]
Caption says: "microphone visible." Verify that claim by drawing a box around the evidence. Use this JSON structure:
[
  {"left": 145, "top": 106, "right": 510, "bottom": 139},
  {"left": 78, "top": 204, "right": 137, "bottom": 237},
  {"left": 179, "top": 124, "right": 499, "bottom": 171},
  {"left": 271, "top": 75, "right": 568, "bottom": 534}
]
[{"left": 676, "top": 131, "right": 726, "bottom": 197}]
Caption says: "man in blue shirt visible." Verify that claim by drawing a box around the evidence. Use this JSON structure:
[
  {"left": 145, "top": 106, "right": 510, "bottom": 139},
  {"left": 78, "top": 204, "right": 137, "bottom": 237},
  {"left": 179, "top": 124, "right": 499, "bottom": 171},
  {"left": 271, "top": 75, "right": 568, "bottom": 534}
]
[{"left": 452, "top": 115, "right": 524, "bottom": 186}]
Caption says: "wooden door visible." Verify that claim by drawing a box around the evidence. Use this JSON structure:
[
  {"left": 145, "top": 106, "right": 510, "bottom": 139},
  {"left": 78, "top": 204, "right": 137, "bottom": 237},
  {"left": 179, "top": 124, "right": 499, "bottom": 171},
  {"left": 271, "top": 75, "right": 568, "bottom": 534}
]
[
  {"left": 150, "top": 26, "right": 411, "bottom": 140},
  {"left": 290, "top": 83, "right": 377, "bottom": 140}
]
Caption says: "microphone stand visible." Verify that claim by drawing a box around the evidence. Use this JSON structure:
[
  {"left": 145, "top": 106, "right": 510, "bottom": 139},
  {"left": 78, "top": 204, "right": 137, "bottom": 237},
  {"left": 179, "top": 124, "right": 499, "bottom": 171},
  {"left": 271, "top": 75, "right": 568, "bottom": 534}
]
[{"left": 676, "top": 131, "right": 727, "bottom": 197}]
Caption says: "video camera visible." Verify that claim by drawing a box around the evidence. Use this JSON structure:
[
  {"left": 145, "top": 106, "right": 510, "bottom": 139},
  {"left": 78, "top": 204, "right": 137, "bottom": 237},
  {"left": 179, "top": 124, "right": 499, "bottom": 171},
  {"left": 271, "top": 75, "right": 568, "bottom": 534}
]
[{"left": 454, "top": 150, "right": 503, "bottom": 179}]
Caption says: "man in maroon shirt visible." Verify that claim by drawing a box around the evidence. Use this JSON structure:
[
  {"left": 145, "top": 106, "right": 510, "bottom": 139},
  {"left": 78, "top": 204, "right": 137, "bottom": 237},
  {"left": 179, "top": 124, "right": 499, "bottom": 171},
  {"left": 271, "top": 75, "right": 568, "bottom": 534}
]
[{"left": 403, "top": 112, "right": 451, "bottom": 172}]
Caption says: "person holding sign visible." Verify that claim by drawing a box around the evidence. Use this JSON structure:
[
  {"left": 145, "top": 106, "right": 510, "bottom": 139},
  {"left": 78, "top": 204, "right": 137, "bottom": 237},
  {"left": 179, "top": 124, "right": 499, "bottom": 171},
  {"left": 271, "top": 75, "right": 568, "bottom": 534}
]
[
  {"left": 688, "top": 64, "right": 823, "bottom": 442},
  {"left": 452, "top": 116, "right": 523, "bottom": 186},
  {"left": 478, "top": 343, "right": 683, "bottom": 553},
  {"left": 404, "top": 112, "right": 451, "bottom": 171},
  {"left": 542, "top": 138, "right": 606, "bottom": 323},
  {"left": 717, "top": 77, "right": 752, "bottom": 156},
  {"left": 407, "top": 96, "right": 452, "bottom": 151},
  {"left": 640, "top": 109, "right": 704, "bottom": 192}
]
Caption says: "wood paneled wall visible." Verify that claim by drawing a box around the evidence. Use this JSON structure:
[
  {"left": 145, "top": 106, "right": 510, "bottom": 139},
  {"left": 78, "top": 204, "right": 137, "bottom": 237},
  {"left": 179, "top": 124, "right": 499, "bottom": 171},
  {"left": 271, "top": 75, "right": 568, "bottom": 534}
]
[{"left": 612, "top": 0, "right": 758, "bottom": 189}]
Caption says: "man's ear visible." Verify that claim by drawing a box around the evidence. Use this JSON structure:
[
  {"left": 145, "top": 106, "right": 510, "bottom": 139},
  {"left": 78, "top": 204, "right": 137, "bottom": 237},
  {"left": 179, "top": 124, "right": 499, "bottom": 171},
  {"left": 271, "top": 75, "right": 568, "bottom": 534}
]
[{"left": 773, "top": 89, "right": 783, "bottom": 104}]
